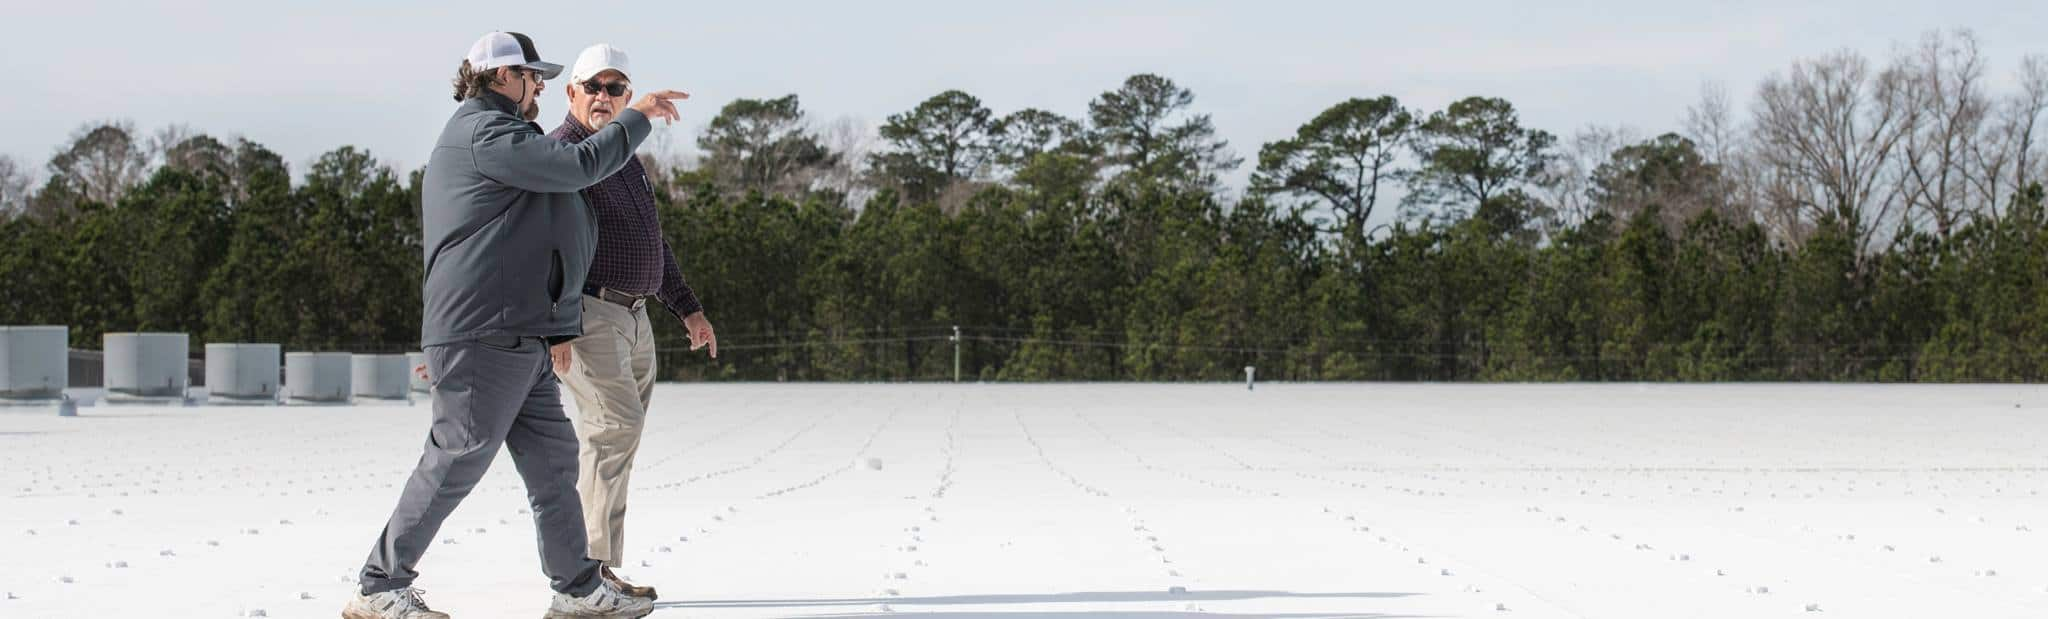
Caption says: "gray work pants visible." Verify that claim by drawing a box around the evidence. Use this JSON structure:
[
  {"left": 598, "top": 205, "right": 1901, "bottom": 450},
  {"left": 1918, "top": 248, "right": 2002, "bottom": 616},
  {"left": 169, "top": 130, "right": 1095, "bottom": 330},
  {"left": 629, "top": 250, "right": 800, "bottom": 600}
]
[{"left": 358, "top": 335, "right": 602, "bottom": 596}]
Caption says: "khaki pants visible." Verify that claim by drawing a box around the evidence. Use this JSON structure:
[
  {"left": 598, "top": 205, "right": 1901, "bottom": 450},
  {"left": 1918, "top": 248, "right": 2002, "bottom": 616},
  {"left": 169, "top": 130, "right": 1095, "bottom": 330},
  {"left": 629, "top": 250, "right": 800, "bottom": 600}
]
[{"left": 557, "top": 295, "right": 656, "bottom": 567}]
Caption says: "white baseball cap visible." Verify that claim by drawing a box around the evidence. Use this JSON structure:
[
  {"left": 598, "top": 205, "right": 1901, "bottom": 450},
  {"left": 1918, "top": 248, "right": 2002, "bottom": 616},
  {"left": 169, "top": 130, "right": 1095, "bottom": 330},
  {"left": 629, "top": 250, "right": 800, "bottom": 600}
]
[
  {"left": 465, "top": 31, "right": 563, "bottom": 80},
  {"left": 571, "top": 44, "right": 632, "bottom": 84}
]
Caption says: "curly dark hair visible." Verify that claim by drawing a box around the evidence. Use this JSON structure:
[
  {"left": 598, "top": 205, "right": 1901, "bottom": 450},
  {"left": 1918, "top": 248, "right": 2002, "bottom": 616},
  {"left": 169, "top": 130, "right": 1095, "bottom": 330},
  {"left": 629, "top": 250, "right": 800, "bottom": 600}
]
[{"left": 451, "top": 60, "right": 503, "bottom": 102}]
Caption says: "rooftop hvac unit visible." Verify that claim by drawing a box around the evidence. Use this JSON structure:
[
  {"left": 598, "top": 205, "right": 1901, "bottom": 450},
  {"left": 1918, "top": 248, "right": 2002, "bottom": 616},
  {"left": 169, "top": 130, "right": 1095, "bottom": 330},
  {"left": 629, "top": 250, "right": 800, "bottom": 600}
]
[
  {"left": 205, "top": 343, "right": 281, "bottom": 404},
  {"left": 352, "top": 354, "right": 412, "bottom": 402},
  {"left": 285, "top": 352, "right": 352, "bottom": 404},
  {"left": 1, "top": 326, "right": 69, "bottom": 401},
  {"left": 407, "top": 352, "right": 429, "bottom": 393},
  {"left": 103, "top": 332, "right": 189, "bottom": 402}
]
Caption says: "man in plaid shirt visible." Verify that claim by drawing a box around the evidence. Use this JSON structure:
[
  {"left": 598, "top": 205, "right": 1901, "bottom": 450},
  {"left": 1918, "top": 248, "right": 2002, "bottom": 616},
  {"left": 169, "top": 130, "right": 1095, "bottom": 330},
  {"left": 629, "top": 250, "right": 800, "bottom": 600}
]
[{"left": 545, "top": 43, "right": 717, "bottom": 601}]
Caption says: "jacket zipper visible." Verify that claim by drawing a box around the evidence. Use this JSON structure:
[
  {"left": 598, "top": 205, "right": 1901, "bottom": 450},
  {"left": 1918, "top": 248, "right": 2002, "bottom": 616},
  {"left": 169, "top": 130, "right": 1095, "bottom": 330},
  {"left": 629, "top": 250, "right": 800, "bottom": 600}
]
[{"left": 549, "top": 249, "right": 564, "bottom": 317}]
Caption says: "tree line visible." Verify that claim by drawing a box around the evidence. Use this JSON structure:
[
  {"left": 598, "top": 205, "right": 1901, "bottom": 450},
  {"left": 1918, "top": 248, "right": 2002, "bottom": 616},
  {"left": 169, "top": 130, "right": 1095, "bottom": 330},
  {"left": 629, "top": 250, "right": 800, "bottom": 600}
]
[{"left": 2, "top": 29, "right": 2044, "bottom": 382}]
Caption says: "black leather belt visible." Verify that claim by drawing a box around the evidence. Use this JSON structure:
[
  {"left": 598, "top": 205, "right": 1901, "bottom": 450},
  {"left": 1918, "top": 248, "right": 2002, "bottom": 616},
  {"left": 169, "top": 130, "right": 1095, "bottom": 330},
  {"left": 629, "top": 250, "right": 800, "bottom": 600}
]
[{"left": 585, "top": 286, "right": 650, "bottom": 309}]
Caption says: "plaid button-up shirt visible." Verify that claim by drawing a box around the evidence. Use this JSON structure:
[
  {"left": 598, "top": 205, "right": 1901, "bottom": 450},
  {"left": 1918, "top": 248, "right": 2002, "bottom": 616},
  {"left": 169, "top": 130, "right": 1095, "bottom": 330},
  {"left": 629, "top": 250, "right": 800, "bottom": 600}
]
[{"left": 549, "top": 114, "right": 703, "bottom": 320}]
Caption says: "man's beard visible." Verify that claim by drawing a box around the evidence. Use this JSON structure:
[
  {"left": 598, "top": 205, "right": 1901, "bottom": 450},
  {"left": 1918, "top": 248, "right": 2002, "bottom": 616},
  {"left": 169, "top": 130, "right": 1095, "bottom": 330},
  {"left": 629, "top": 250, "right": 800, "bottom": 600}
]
[{"left": 523, "top": 100, "right": 540, "bottom": 121}]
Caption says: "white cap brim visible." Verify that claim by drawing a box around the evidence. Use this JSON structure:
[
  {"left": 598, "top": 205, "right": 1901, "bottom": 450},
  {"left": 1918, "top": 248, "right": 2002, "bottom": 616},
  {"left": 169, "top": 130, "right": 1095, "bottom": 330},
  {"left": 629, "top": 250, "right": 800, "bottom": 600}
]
[{"left": 571, "top": 44, "right": 633, "bottom": 84}]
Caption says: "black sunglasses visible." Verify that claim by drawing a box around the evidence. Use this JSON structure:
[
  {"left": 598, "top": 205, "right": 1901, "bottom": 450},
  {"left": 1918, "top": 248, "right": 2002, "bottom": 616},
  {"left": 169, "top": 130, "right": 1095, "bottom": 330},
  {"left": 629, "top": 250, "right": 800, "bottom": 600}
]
[{"left": 581, "top": 80, "right": 630, "bottom": 97}]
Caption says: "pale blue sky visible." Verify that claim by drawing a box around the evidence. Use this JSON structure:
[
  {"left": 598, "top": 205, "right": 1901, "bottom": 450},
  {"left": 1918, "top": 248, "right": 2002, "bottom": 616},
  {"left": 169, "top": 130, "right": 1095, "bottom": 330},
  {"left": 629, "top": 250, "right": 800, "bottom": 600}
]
[{"left": 2, "top": 1, "right": 2041, "bottom": 193}]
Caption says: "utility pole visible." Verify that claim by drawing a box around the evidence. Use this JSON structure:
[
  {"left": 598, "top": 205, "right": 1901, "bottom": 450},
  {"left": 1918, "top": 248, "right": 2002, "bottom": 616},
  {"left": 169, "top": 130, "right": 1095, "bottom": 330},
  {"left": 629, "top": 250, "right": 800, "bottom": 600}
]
[{"left": 952, "top": 325, "right": 962, "bottom": 383}]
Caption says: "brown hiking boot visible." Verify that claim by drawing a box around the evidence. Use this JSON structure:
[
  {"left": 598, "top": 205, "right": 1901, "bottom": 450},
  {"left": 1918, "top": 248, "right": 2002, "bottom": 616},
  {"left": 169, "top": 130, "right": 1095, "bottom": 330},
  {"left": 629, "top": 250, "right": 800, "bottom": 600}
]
[{"left": 600, "top": 566, "right": 658, "bottom": 600}]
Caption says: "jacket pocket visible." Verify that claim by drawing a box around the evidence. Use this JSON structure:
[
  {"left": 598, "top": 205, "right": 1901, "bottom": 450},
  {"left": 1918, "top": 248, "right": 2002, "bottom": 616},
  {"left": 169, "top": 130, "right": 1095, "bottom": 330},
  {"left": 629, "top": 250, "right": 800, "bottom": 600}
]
[{"left": 547, "top": 248, "right": 565, "bottom": 307}]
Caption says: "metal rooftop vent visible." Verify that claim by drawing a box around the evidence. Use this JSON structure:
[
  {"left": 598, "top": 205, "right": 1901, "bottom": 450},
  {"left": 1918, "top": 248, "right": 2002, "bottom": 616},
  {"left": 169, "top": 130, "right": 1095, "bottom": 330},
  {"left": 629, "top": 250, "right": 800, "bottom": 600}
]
[
  {"left": 205, "top": 343, "right": 281, "bottom": 404},
  {"left": 285, "top": 352, "right": 352, "bottom": 404},
  {"left": 103, "top": 332, "right": 189, "bottom": 402},
  {"left": 352, "top": 354, "right": 412, "bottom": 402},
  {"left": 1, "top": 326, "right": 68, "bottom": 401}
]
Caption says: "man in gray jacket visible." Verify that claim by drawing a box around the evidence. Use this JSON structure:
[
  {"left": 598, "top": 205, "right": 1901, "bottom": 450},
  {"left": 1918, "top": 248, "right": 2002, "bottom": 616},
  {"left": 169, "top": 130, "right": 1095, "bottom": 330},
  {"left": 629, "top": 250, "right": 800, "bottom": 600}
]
[{"left": 344, "top": 31, "right": 686, "bottom": 619}]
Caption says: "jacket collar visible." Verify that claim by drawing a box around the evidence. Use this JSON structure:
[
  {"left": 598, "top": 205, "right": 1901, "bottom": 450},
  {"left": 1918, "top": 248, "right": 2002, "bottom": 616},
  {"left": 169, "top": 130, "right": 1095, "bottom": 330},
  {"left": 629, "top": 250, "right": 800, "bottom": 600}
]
[{"left": 472, "top": 90, "right": 525, "bottom": 119}]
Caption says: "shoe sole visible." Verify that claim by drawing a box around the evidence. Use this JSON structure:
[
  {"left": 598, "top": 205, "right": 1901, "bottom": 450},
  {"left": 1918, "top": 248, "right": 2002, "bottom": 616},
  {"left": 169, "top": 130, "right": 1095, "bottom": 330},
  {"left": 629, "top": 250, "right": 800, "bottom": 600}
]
[
  {"left": 540, "top": 608, "right": 652, "bottom": 619},
  {"left": 345, "top": 609, "right": 449, "bottom": 619}
]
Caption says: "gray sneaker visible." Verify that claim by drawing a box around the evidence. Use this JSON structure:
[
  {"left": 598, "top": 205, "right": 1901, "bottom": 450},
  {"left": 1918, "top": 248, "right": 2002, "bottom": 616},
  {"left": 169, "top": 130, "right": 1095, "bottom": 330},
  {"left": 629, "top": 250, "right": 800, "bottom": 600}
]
[
  {"left": 543, "top": 578, "right": 654, "bottom": 618},
  {"left": 342, "top": 587, "right": 449, "bottom": 619}
]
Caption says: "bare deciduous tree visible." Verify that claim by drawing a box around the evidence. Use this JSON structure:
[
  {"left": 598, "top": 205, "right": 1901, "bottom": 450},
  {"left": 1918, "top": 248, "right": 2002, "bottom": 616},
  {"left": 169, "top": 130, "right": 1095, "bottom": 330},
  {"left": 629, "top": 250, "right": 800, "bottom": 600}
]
[
  {"left": 47, "top": 120, "right": 152, "bottom": 208},
  {"left": 817, "top": 115, "right": 878, "bottom": 208},
  {"left": 161, "top": 132, "right": 235, "bottom": 187},
  {"left": 2034, "top": 62, "right": 2048, "bottom": 188},
  {"left": 1970, "top": 54, "right": 2048, "bottom": 218},
  {"left": 641, "top": 124, "right": 688, "bottom": 185},
  {"left": 149, "top": 124, "right": 196, "bottom": 165},
  {"left": 1895, "top": 29, "right": 1991, "bottom": 238},
  {"left": 1538, "top": 124, "right": 1638, "bottom": 229},
  {"left": 0, "top": 155, "right": 29, "bottom": 217},
  {"left": 1750, "top": 49, "right": 1917, "bottom": 253},
  {"left": 1684, "top": 82, "right": 1739, "bottom": 167},
  {"left": 1682, "top": 82, "right": 1768, "bottom": 229}
]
